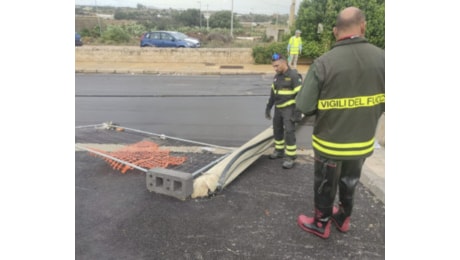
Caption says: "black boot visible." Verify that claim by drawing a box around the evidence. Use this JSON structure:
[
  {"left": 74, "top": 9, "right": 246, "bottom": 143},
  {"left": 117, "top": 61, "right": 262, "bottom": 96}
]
[
  {"left": 282, "top": 157, "right": 295, "bottom": 169},
  {"left": 269, "top": 149, "right": 284, "bottom": 159},
  {"left": 331, "top": 205, "right": 350, "bottom": 232},
  {"left": 333, "top": 158, "right": 364, "bottom": 233}
]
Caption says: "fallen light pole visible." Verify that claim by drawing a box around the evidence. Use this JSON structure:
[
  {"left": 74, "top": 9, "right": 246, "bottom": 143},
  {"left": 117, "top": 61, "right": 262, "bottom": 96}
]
[
  {"left": 76, "top": 120, "right": 311, "bottom": 200},
  {"left": 192, "top": 127, "right": 274, "bottom": 198}
]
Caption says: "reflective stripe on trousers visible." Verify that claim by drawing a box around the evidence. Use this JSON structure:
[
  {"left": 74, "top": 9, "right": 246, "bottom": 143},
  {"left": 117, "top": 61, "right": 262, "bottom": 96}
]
[{"left": 272, "top": 105, "right": 296, "bottom": 157}]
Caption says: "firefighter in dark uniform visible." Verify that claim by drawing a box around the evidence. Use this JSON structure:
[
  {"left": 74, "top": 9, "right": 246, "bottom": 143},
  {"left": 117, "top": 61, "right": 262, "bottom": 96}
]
[
  {"left": 265, "top": 53, "right": 302, "bottom": 169},
  {"left": 295, "top": 7, "right": 385, "bottom": 239}
]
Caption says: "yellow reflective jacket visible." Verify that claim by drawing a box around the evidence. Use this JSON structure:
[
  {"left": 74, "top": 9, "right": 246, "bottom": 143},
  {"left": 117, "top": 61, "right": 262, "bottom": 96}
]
[{"left": 288, "top": 36, "right": 302, "bottom": 55}]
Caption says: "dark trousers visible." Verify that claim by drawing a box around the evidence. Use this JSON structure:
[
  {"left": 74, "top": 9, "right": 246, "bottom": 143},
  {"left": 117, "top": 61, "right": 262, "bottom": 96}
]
[
  {"left": 313, "top": 153, "right": 366, "bottom": 219},
  {"left": 273, "top": 105, "right": 296, "bottom": 158}
]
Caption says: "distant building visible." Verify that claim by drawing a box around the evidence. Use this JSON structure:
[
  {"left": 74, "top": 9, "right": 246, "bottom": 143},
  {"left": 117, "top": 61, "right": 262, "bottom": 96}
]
[
  {"left": 265, "top": 25, "right": 289, "bottom": 42},
  {"left": 96, "top": 14, "right": 114, "bottom": 19}
]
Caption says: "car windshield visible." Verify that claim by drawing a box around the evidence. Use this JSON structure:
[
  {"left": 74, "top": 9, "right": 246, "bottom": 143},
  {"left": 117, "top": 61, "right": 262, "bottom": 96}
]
[{"left": 170, "top": 32, "right": 187, "bottom": 40}]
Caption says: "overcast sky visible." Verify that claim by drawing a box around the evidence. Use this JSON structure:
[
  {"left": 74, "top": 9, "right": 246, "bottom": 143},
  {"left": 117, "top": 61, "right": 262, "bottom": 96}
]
[{"left": 75, "top": 0, "right": 301, "bottom": 15}]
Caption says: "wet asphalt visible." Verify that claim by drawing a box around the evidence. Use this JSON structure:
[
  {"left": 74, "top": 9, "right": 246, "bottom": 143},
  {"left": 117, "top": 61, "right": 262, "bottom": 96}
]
[
  {"left": 75, "top": 73, "right": 384, "bottom": 259},
  {"left": 76, "top": 149, "right": 385, "bottom": 259}
]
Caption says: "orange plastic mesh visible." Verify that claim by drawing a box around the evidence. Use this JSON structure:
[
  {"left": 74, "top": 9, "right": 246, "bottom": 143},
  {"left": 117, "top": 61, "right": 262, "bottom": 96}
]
[{"left": 88, "top": 140, "right": 187, "bottom": 174}]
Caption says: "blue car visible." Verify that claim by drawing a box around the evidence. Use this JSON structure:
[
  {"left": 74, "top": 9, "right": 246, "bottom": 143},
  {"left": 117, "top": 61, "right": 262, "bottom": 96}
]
[
  {"left": 140, "top": 31, "right": 200, "bottom": 48},
  {"left": 75, "top": 32, "right": 83, "bottom": 46}
]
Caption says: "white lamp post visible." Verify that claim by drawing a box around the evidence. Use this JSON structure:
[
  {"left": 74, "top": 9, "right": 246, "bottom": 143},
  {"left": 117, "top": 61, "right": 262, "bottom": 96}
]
[{"left": 204, "top": 11, "right": 210, "bottom": 31}]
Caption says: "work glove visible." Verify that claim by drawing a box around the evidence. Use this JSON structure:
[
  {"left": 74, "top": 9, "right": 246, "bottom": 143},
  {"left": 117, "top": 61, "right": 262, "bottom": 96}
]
[
  {"left": 290, "top": 109, "right": 303, "bottom": 123},
  {"left": 265, "top": 107, "right": 272, "bottom": 120}
]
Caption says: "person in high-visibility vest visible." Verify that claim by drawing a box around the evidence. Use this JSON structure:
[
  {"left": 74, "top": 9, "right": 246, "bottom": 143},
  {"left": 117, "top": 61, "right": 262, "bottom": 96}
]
[{"left": 287, "top": 30, "right": 302, "bottom": 69}]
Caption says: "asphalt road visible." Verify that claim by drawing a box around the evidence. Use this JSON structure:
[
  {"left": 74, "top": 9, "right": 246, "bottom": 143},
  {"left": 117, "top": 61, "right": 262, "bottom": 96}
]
[
  {"left": 75, "top": 74, "right": 384, "bottom": 259},
  {"left": 75, "top": 74, "right": 312, "bottom": 148}
]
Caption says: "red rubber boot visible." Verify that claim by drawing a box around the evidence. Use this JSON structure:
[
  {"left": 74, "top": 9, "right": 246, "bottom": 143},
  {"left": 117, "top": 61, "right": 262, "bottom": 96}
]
[
  {"left": 297, "top": 209, "right": 331, "bottom": 239},
  {"left": 331, "top": 206, "right": 350, "bottom": 232}
]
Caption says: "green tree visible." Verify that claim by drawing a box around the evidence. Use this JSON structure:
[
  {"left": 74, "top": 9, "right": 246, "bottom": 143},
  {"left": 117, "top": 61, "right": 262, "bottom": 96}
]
[
  {"left": 361, "top": 0, "right": 385, "bottom": 48},
  {"left": 114, "top": 10, "right": 130, "bottom": 20},
  {"left": 296, "top": 0, "right": 384, "bottom": 54},
  {"left": 209, "top": 11, "right": 241, "bottom": 29},
  {"left": 174, "top": 9, "right": 202, "bottom": 27}
]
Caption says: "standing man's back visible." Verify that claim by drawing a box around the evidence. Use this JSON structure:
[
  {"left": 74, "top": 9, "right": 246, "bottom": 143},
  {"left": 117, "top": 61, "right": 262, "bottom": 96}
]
[
  {"left": 307, "top": 35, "right": 385, "bottom": 158},
  {"left": 295, "top": 6, "right": 384, "bottom": 239}
]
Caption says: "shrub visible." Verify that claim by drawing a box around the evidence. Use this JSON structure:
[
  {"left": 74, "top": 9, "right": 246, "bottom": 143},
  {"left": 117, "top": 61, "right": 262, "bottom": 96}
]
[
  {"left": 101, "top": 26, "right": 131, "bottom": 44},
  {"left": 252, "top": 39, "right": 326, "bottom": 64},
  {"left": 252, "top": 42, "right": 288, "bottom": 64},
  {"left": 301, "top": 41, "right": 322, "bottom": 60}
]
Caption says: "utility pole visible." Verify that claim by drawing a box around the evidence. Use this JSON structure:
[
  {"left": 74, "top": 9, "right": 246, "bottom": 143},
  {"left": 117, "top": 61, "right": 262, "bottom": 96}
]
[
  {"left": 95, "top": 0, "right": 102, "bottom": 37},
  {"left": 198, "top": 1, "right": 202, "bottom": 28},
  {"left": 230, "top": 0, "right": 234, "bottom": 38},
  {"left": 289, "top": 0, "right": 295, "bottom": 28},
  {"left": 250, "top": 8, "right": 254, "bottom": 32},
  {"left": 204, "top": 5, "right": 210, "bottom": 31}
]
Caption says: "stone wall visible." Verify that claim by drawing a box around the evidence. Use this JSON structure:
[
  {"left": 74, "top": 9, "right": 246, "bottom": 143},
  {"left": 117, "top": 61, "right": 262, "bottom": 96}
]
[{"left": 75, "top": 46, "right": 255, "bottom": 64}]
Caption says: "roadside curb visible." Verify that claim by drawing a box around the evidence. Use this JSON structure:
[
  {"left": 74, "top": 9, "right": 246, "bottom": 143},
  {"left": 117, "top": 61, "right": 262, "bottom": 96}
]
[
  {"left": 361, "top": 148, "right": 385, "bottom": 203},
  {"left": 75, "top": 69, "right": 272, "bottom": 76},
  {"left": 362, "top": 167, "right": 385, "bottom": 204}
]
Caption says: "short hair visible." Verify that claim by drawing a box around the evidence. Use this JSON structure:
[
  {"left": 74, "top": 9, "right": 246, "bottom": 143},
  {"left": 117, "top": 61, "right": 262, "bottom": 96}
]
[
  {"left": 335, "top": 8, "right": 366, "bottom": 30},
  {"left": 271, "top": 53, "right": 286, "bottom": 62}
]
